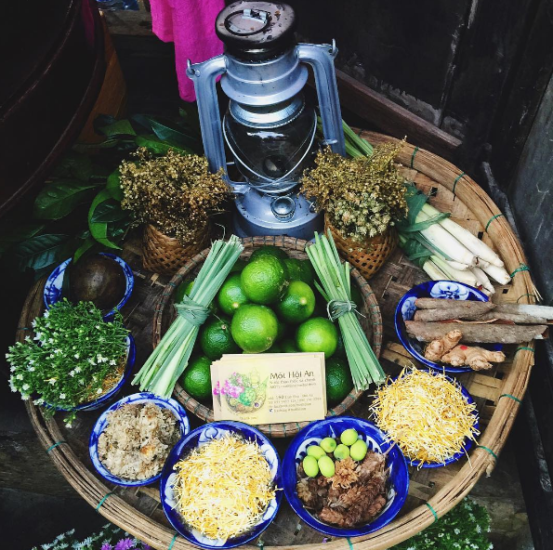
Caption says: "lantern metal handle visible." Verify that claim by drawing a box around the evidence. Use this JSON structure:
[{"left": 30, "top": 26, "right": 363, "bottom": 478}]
[{"left": 296, "top": 41, "right": 345, "bottom": 156}]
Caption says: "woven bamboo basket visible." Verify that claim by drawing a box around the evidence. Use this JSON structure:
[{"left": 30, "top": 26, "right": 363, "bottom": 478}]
[
  {"left": 324, "top": 214, "right": 398, "bottom": 280},
  {"left": 19, "top": 133, "right": 538, "bottom": 550},
  {"left": 152, "top": 235, "right": 383, "bottom": 437},
  {"left": 142, "top": 223, "right": 211, "bottom": 276}
]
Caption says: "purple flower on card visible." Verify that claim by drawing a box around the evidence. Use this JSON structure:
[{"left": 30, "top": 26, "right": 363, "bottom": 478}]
[{"left": 213, "top": 380, "right": 221, "bottom": 396}]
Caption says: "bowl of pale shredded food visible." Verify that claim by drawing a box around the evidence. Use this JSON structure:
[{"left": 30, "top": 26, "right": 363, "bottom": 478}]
[
  {"left": 89, "top": 392, "right": 190, "bottom": 486},
  {"left": 160, "top": 421, "right": 282, "bottom": 549}
]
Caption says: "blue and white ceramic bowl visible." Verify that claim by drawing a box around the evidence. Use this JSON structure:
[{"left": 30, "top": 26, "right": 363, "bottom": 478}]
[
  {"left": 282, "top": 417, "right": 409, "bottom": 538},
  {"left": 43, "top": 253, "right": 134, "bottom": 321},
  {"left": 386, "top": 372, "right": 480, "bottom": 469},
  {"left": 395, "top": 280, "right": 496, "bottom": 373},
  {"left": 89, "top": 392, "right": 190, "bottom": 487},
  {"left": 160, "top": 421, "right": 282, "bottom": 549},
  {"left": 51, "top": 334, "right": 136, "bottom": 413}
]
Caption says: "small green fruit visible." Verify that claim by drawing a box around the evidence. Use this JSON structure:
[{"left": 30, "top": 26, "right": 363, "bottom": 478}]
[
  {"left": 350, "top": 439, "right": 368, "bottom": 461},
  {"left": 303, "top": 456, "right": 319, "bottom": 478},
  {"left": 318, "top": 455, "right": 336, "bottom": 478},
  {"left": 306, "top": 445, "right": 326, "bottom": 460},
  {"left": 340, "top": 428, "right": 359, "bottom": 446},
  {"left": 334, "top": 444, "right": 350, "bottom": 460},
  {"left": 320, "top": 437, "right": 337, "bottom": 453}
]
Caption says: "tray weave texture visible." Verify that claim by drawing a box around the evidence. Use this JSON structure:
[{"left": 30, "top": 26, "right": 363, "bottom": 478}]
[
  {"left": 153, "top": 235, "right": 382, "bottom": 437},
  {"left": 19, "top": 132, "right": 538, "bottom": 550}
]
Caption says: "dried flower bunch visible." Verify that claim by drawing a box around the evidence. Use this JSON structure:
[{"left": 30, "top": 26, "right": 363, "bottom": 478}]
[
  {"left": 7, "top": 299, "right": 129, "bottom": 423},
  {"left": 120, "top": 149, "right": 229, "bottom": 244},
  {"left": 301, "top": 144, "right": 407, "bottom": 242}
]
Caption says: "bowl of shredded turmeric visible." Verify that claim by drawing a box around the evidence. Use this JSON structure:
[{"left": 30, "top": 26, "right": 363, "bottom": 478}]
[{"left": 160, "top": 421, "right": 282, "bottom": 549}]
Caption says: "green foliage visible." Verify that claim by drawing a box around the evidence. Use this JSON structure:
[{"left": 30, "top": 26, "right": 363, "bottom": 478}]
[
  {"left": 7, "top": 300, "right": 129, "bottom": 422},
  {"left": 392, "top": 498, "right": 492, "bottom": 550}
]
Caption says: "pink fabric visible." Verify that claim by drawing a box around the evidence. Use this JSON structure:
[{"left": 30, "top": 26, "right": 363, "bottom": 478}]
[{"left": 150, "top": 0, "right": 225, "bottom": 101}]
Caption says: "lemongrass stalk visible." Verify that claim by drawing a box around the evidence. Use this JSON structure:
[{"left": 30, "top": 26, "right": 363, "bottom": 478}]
[
  {"left": 471, "top": 266, "right": 495, "bottom": 295},
  {"left": 478, "top": 259, "right": 511, "bottom": 285},
  {"left": 431, "top": 255, "right": 479, "bottom": 286},
  {"left": 342, "top": 119, "right": 374, "bottom": 157},
  {"left": 422, "top": 260, "right": 448, "bottom": 281},
  {"left": 445, "top": 259, "right": 471, "bottom": 271},
  {"left": 416, "top": 210, "right": 477, "bottom": 266},
  {"left": 422, "top": 203, "right": 504, "bottom": 267}
]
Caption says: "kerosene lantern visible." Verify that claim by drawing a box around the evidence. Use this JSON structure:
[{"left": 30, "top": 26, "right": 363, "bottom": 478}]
[{"left": 187, "top": 1, "right": 345, "bottom": 239}]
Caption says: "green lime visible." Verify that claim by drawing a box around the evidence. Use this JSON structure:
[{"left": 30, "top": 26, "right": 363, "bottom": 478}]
[
  {"left": 199, "top": 316, "right": 240, "bottom": 360},
  {"left": 281, "top": 338, "right": 299, "bottom": 353},
  {"left": 265, "top": 342, "right": 283, "bottom": 353},
  {"left": 181, "top": 355, "right": 212, "bottom": 401},
  {"left": 334, "top": 334, "right": 346, "bottom": 358},
  {"left": 276, "top": 318, "right": 287, "bottom": 342},
  {"left": 241, "top": 256, "right": 289, "bottom": 305},
  {"left": 231, "top": 304, "right": 279, "bottom": 353},
  {"left": 217, "top": 273, "right": 250, "bottom": 316},
  {"left": 250, "top": 246, "right": 288, "bottom": 262},
  {"left": 296, "top": 317, "right": 338, "bottom": 358},
  {"left": 283, "top": 258, "right": 316, "bottom": 286},
  {"left": 230, "top": 258, "right": 247, "bottom": 273},
  {"left": 326, "top": 356, "right": 353, "bottom": 406},
  {"left": 276, "top": 280, "right": 316, "bottom": 324}
]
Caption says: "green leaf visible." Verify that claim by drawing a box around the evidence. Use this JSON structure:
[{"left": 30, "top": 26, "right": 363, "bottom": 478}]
[
  {"left": 97, "top": 119, "right": 136, "bottom": 138},
  {"left": 0, "top": 224, "right": 47, "bottom": 255},
  {"left": 52, "top": 152, "right": 94, "bottom": 181},
  {"left": 12, "top": 234, "right": 70, "bottom": 272},
  {"left": 73, "top": 138, "right": 121, "bottom": 152},
  {"left": 88, "top": 190, "right": 121, "bottom": 249},
  {"left": 73, "top": 236, "right": 96, "bottom": 263},
  {"left": 135, "top": 134, "right": 190, "bottom": 155},
  {"left": 34, "top": 180, "right": 100, "bottom": 220},
  {"left": 106, "top": 169, "right": 123, "bottom": 200},
  {"left": 131, "top": 114, "right": 200, "bottom": 152},
  {"left": 90, "top": 199, "right": 129, "bottom": 223}
]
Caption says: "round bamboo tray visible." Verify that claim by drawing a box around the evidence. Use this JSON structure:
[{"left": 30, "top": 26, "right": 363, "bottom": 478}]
[
  {"left": 152, "top": 236, "right": 382, "bottom": 437},
  {"left": 19, "top": 133, "right": 537, "bottom": 550}
]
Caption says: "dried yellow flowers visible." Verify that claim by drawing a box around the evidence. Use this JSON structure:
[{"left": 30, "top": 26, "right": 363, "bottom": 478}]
[
  {"left": 301, "top": 144, "right": 407, "bottom": 243},
  {"left": 120, "top": 149, "right": 229, "bottom": 244}
]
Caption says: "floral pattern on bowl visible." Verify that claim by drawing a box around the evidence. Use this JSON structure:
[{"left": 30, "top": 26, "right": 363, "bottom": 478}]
[
  {"left": 43, "top": 253, "right": 134, "bottom": 321},
  {"left": 395, "top": 280, "right": 500, "bottom": 374},
  {"left": 89, "top": 392, "right": 190, "bottom": 487},
  {"left": 160, "top": 421, "right": 282, "bottom": 549},
  {"left": 282, "top": 416, "right": 409, "bottom": 538}
]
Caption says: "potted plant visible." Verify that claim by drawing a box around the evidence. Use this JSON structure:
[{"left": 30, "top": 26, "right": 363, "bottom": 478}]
[
  {"left": 300, "top": 142, "right": 407, "bottom": 279},
  {"left": 7, "top": 299, "right": 133, "bottom": 425},
  {"left": 119, "top": 149, "right": 230, "bottom": 275}
]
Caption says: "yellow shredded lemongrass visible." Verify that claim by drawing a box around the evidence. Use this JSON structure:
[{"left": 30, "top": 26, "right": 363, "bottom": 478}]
[
  {"left": 172, "top": 433, "right": 276, "bottom": 541},
  {"left": 370, "top": 368, "right": 479, "bottom": 466}
]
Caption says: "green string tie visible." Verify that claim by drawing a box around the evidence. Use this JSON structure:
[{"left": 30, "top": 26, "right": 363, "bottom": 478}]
[
  {"left": 452, "top": 172, "right": 465, "bottom": 196},
  {"left": 517, "top": 293, "right": 537, "bottom": 303},
  {"left": 516, "top": 346, "right": 534, "bottom": 353},
  {"left": 477, "top": 445, "right": 498, "bottom": 461},
  {"left": 410, "top": 146, "right": 419, "bottom": 168},
  {"left": 499, "top": 393, "right": 522, "bottom": 404},
  {"left": 168, "top": 533, "right": 179, "bottom": 550},
  {"left": 485, "top": 213, "right": 504, "bottom": 233},
  {"left": 347, "top": 537, "right": 354, "bottom": 550},
  {"left": 425, "top": 502, "right": 439, "bottom": 523},
  {"left": 327, "top": 299, "right": 363, "bottom": 322},
  {"left": 257, "top": 540, "right": 264, "bottom": 550},
  {"left": 174, "top": 295, "right": 210, "bottom": 326},
  {"left": 96, "top": 492, "right": 114, "bottom": 511},
  {"left": 510, "top": 264, "right": 530, "bottom": 278},
  {"left": 46, "top": 440, "right": 67, "bottom": 453}
]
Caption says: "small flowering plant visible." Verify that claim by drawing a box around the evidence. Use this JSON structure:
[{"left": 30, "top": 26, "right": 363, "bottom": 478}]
[{"left": 7, "top": 299, "right": 129, "bottom": 421}]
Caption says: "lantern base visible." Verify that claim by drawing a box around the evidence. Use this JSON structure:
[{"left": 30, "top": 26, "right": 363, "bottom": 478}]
[{"left": 232, "top": 189, "right": 323, "bottom": 240}]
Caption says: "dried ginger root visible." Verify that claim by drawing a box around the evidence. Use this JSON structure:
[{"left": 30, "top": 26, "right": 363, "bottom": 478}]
[
  {"left": 442, "top": 344, "right": 506, "bottom": 371},
  {"left": 424, "top": 329, "right": 463, "bottom": 362}
]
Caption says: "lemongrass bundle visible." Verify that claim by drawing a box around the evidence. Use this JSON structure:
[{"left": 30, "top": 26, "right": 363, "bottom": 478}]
[
  {"left": 133, "top": 235, "right": 243, "bottom": 398},
  {"left": 306, "top": 231, "right": 385, "bottom": 390}
]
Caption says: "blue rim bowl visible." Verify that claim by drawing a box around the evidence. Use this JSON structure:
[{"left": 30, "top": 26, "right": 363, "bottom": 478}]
[
  {"left": 394, "top": 280, "right": 499, "bottom": 374},
  {"left": 282, "top": 416, "right": 409, "bottom": 538},
  {"left": 384, "top": 371, "right": 480, "bottom": 468},
  {"left": 49, "top": 334, "right": 136, "bottom": 413},
  {"left": 160, "top": 421, "right": 282, "bottom": 549},
  {"left": 43, "top": 253, "right": 134, "bottom": 321},
  {"left": 89, "top": 392, "right": 190, "bottom": 487}
]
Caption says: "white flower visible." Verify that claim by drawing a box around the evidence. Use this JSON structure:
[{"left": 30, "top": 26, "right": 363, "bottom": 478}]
[
  {"left": 59, "top": 393, "right": 66, "bottom": 399},
  {"left": 22, "top": 384, "right": 30, "bottom": 391},
  {"left": 21, "top": 394, "right": 29, "bottom": 401},
  {"left": 9, "top": 379, "right": 17, "bottom": 392},
  {"left": 47, "top": 378, "right": 57, "bottom": 385},
  {"left": 16, "top": 374, "right": 24, "bottom": 380},
  {"left": 109, "top": 360, "right": 116, "bottom": 366},
  {"left": 96, "top": 388, "right": 103, "bottom": 394},
  {"left": 10, "top": 366, "right": 15, "bottom": 372},
  {"left": 25, "top": 336, "right": 31, "bottom": 342},
  {"left": 32, "top": 319, "right": 37, "bottom": 328},
  {"left": 75, "top": 367, "right": 81, "bottom": 373},
  {"left": 74, "top": 354, "right": 80, "bottom": 359},
  {"left": 43, "top": 311, "right": 49, "bottom": 318},
  {"left": 454, "top": 528, "right": 460, "bottom": 535},
  {"left": 88, "top": 358, "right": 96, "bottom": 365},
  {"left": 34, "top": 332, "right": 42, "bottom": 340}
]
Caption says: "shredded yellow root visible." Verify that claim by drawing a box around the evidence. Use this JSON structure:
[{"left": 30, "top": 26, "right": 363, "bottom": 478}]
[
  {"left": 370, "top": 368, "right": 479, "bottom": 466},
  {"left": 173, "top": 432, "right": 276, "bottom": 541}
]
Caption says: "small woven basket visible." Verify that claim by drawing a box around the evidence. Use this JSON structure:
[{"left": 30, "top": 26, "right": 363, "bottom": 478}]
[
  {"left": 153, "top": 235, "right": 383, "bottom": 438},
  {"left": 142, "top": 223, "right": 211, "bottom": 276},
  {"left": 325, "top": 214, "right": 397, "bottom": 280}
]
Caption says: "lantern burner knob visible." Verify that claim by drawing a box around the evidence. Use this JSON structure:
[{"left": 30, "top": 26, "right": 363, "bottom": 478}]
[{"left": 271, "top": 196, "right": 296, "bottom": 220}]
